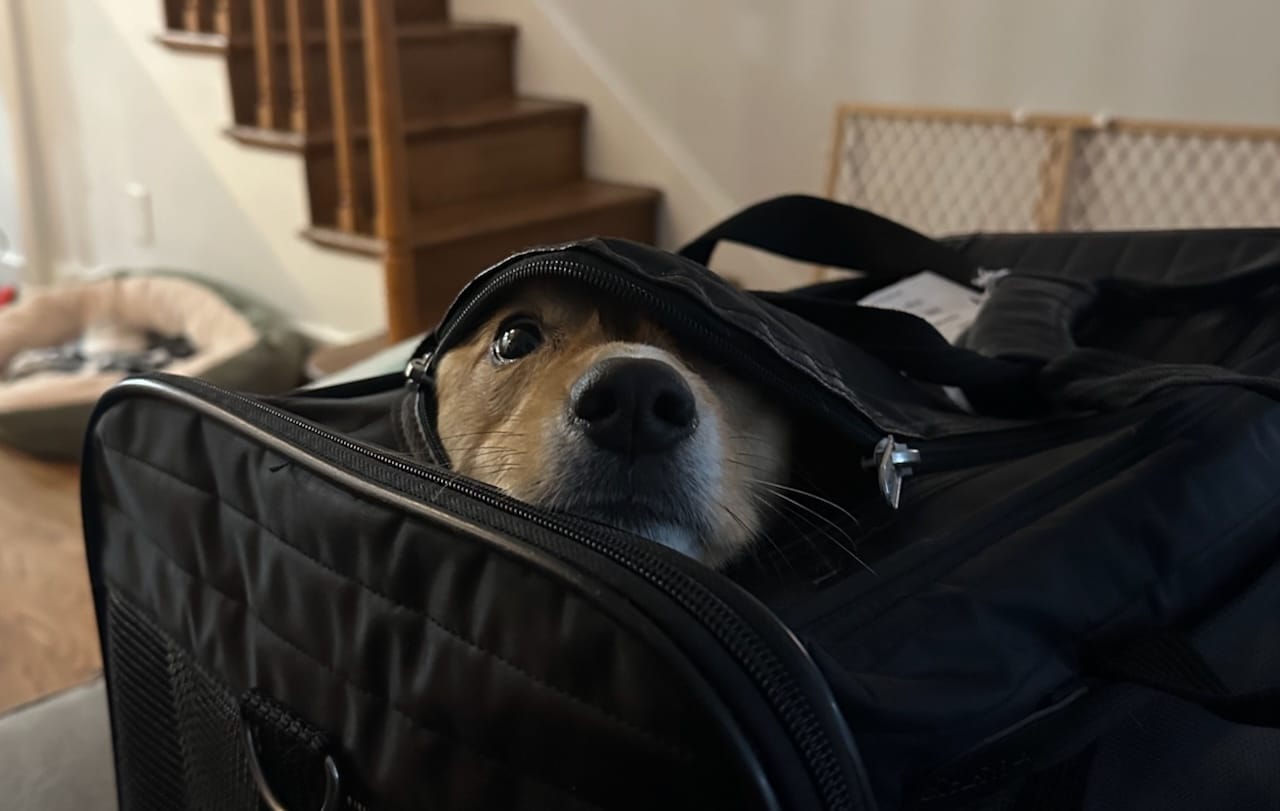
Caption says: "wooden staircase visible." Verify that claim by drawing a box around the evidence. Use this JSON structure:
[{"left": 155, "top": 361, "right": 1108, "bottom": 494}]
[{"left": 157, "top": 0, "right": 660, "bottom": 341}]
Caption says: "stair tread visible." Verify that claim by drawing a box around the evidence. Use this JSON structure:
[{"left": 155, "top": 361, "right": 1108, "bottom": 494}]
[
  {"left": 303, "top": 180, "right": 658, "bottom": 256},
  {"left": 410, "top": 180, "right": 659, "bottom": 247},
  {"left": 224, "top": 20, "right": 515, "bottom": 48},
  {"left": 396, "top": 21, "right": 517, "bottom": 39},
  {"left": 229, "top": 97, "right": 582, "bottom": 151},
  {"left": 155, "top": 30, "right": 228, "bottom": 53},
  {"left": 226, "top": 125, "right": 305, "bottom": 150}
]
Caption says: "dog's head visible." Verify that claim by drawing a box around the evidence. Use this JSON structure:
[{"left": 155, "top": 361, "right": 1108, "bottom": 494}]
[{"left": 433, "top": 279, "right": 790, "bottom": 568}]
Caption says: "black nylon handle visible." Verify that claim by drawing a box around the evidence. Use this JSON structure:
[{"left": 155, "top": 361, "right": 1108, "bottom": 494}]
[{"left": 678, "top": 195, "right": 976, "bottom": 281}]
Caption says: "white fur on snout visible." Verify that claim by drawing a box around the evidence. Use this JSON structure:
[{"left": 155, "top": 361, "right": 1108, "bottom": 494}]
[{"left": 541, "top": 342, "right": 725, "bottom": 560}]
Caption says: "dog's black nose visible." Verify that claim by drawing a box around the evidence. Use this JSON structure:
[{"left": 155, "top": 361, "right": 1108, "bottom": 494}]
[{"left": 571, "top": 357, "right": 697, "bottom": 454}]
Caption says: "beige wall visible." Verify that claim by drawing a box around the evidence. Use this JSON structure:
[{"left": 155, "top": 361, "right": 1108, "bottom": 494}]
[
  {"left": 0, "top": 1, "right": 31, "bottom": 279},
  {"left": 455, "top": 0, "right": 1280, "bottom": 286},
  {"left": 10, "top": 0, "right": 386, "bottom": 340},
  {"left": 0, "top": 95, "right": 21, "bottom": 277}
]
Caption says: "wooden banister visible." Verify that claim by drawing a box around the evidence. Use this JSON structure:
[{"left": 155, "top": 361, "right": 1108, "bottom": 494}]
[
  {"left": 362, "top": 0, "right": 416, "bottom": 339},
  {"left": 284, "top": 0, "right": 310, "bottom": 133},
  {"left": 250, "top": 0, "right": 278, "bottom": 129},
  {"left": 324, "top": 0, "right": 359, "bottom": 232}
]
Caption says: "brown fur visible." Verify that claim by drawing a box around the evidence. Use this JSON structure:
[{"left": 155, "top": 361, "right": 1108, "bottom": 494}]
[{"left": 434, "top": 280, "right": 790, "bottom": 568}]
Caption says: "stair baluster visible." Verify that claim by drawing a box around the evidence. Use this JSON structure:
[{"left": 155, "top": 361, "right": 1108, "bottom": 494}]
[
  {"left": 362, "top": 0, "right": 415, "bottom": 339},
  {"left": 250, "top": 0, "right": 278, "bottom": 129},
  {"left": 324, "top": 0, "right": 361, "bottom": 232},
  {"left": 182, "top": 0, "right": 206, "bottom": 32},
  {"left": 213, "top": 0, "right": 233, "bottom": 36},
  {"left": 284, "top": 0, "right": 311, "bottom": 134}
]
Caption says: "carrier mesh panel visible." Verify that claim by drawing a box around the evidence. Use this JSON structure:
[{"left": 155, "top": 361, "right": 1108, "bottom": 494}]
[{"left": 105, "top": 593, "right": 259, "bottom": 811}]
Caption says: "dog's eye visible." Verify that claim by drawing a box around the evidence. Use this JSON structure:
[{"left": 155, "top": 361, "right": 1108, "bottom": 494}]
[{"left": 492, "top": 318, "right": 543, "bottom": 362}]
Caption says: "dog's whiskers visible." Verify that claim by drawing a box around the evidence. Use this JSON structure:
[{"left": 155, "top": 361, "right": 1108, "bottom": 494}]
[
  {"left": 749, "top": 496, "right": 845, "bottom": 571},
  {"left": 721, "top": 501, "right": 789, "bottom": 579},
  {"left": 748, "top": 479, "right": 861, "bottom": 530},
  {"left": 747, "top": 485, "right": 873, "bottom": 574},
  {"left": 727, "top": 435, "right": 783, "bottom": 451},
  {"left": 726, "top": 457, "right": 777, "bottom": 476}
]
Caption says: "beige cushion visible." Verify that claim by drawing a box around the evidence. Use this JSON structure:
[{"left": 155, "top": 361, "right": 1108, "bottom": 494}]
[{"left": 0, "top": 275, "right": 259, "bottom": 413}]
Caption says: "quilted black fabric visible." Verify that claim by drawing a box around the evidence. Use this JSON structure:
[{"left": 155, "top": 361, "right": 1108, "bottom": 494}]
[{"left": 87, "top": 394, "right": 757, "bottom": 811}]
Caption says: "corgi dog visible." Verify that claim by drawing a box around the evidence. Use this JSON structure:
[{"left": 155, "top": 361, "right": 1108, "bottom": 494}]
[{"left": 432, "top": 278, "right": 795, "bottom": 570}]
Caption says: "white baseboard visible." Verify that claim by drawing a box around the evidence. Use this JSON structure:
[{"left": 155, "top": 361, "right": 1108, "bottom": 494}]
[{"left": 292, "top": 320, "right": 387, "bottom": 349}]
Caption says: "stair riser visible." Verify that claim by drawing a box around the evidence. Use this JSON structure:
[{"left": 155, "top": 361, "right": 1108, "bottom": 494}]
[
  {"left": 408, "top": 112, "right": 586, "bottom": 208},
  {"left": 225, "top": 30, "right": 514, "bottom": 132},
  {"left": 304, "top": 112, "right": 585, "bottom": 231},
  {"left": 400, "top": 199, "right": 658, "bottom": 336}
]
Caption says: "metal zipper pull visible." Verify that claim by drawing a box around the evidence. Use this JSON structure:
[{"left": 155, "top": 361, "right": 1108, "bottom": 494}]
[
  {"left": 972, "top": 267, "right": 1010, "bottom": 292},
  {"left": 403, "top": 354, "right": 432, "bottom": 388},
  {"left": 863, "top": 435, "right": 921, "bottom": 509}
]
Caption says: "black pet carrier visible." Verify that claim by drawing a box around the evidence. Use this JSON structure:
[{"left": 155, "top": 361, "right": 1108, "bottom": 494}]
[{"left": 83, "top": 196, "right": 1280, "bottom": 810}]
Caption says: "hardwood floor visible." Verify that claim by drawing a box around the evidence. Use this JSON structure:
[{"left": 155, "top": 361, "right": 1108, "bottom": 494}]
[{"left": 0, "top": 449, "right": 100, "bottom": 714}]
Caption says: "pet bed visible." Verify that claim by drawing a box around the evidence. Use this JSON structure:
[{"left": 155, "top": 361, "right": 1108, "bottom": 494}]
[{"left": 0, "top": 270, "right": 307, "bottom": 459}]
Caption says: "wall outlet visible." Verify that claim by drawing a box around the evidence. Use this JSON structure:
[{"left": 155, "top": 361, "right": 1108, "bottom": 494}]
[
  {"left": 125, "top": 182, "right": 155, "bottom": 247},
  {"left": 0, "top": 249, "right": 23, "bottom": 287}
]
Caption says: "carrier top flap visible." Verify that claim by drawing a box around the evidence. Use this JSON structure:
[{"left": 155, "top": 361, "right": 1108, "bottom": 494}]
[{"left": 410, "top": 237, "right": 1034, "bottom": 452}]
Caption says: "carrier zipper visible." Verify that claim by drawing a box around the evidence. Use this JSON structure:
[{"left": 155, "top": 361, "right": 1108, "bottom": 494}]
[
  {"left": 414, "top": 251, "right": 887, "bottom": 441},
  {"left": 400, "top": 247, "right": 1151, "bottom": 509},
  {"left": 404, "top": 356, "right": 429, "bottom": 385},
  {"left": 404, "top": 251, "right": 906, "bottom": 508},
  {"left": 862, "top": 436, "right": 922, "bottom": 509},
  {"left": 853, "top": 394, "right": 1210, "bottom": 509},
  {"left": 803, "top": 391, "right": 1219, "bottom": 638},
  {"left": 406, "top": 249, "right": 914, "bottom": 503},
  {"left": 125, "top": 374, "right": 863, "bottom": 811},
  {"left": 428, "top": 255, "right": 814, "bottom": 412}
]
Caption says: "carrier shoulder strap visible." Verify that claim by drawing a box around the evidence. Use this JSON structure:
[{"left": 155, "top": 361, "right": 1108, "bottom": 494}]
[
  {"left": 678, "top": 194, "right": 976, "bottom": 281},
  {"left": 680, "top": 196, "right": 1039, "bottom": 398}
]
